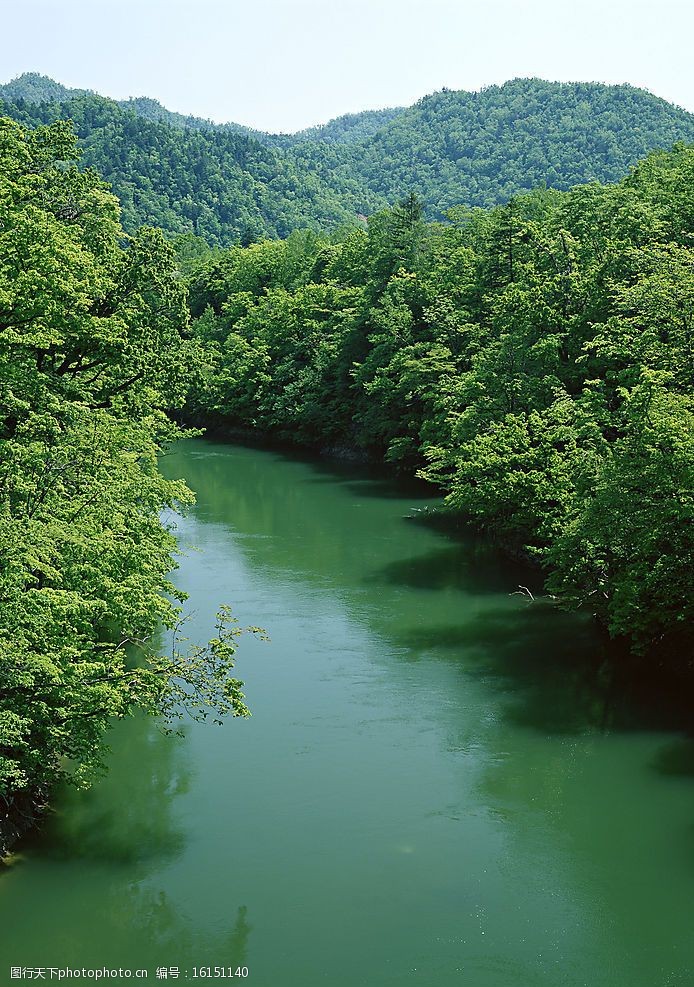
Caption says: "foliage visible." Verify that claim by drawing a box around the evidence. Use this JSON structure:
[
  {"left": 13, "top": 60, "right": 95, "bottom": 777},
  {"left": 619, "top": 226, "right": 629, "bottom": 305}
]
[
  {"left": 339, "top": 79, "right": 694, "bottom": 212},
  {"left": 1, "top": 75, "right": 693, "bottom": 245},
  {"left": 1, "top": 89, "right": 692, "bottom": 834},
  {"left": 0, "top": 118, "right": 251, "bottom": 824},
  {"left": 186, "top": 150, "right": 694, "bottom": 658},
  {"left": 0, "top": 91, "right": 381, "bottom": 246}
]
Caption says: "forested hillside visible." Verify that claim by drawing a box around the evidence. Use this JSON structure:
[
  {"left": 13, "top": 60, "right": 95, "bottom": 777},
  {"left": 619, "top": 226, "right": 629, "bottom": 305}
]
[
  {"left": 2, "top": 74, "right": 693, "bottom": 245},
  {"left": 185, "top": 146, "right": 694, "bottom": 660},
  {"left": 336, "top": 79, "right": 694, "bottom": 211},
  {"left": 0, "top": 93, "right": 378, "bottom": 244},
  {"left": 0, "top": 73, "right": 406, "bottom": 142}
]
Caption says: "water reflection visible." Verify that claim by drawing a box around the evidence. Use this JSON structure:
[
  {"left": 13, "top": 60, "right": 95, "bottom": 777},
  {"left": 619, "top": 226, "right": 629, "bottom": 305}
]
[
  {"left": 368, "top": 539, "right": 541, "bottom": 595},
  {"left": 21, "top": 714, "right": 191, "bottom": 866},
  {"left": 109, "top": 888, "right": 253, "bottom": 969},
  {"left": 651, "top": 737, "right": 694, "bottom": 778},
  {"left": 170, "top": 438, "right": 694, "bottom": 748},
  {"left": 1, "top": 704, "right": 255, "bottom": 973},
  {"left": 227, "top": 905, "right": 252, "bottom": 967}
]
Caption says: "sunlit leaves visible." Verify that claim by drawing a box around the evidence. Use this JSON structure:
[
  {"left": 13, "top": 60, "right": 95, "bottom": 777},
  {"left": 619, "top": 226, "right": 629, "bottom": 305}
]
[{"left": 0, "top": 118, "right": 250, "bottom": 821}]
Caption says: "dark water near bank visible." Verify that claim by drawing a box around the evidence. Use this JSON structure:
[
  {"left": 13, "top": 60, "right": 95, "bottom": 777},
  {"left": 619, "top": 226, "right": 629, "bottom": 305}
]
[{"left": 2, "top": 440, "right": 694, "bottom": 986}]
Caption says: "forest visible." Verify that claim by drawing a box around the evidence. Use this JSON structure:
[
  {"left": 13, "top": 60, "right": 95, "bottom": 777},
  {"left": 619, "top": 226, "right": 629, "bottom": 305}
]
[
  {"left": 1, "top": 73, "right": 693, "bottom": 243},
  {"left": 0, "top": 86, "right": 692, "bottom": 853}
]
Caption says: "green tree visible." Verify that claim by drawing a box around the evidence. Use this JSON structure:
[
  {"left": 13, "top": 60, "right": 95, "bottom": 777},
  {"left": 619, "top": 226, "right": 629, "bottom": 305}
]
[{"left": 0, "top": 117, "right": 254, "bottom": 851}]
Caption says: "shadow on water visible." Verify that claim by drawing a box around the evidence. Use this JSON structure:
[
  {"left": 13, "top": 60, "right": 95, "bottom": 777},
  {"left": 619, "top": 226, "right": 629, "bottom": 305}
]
[
  {"left": 368, "top": 540, "right": 542, "bottom": 596},
  {"left": 228, "top": 905, "right": 252, "bottom": 967},
  {"left": 204, "top": 431, "right": 436, "bottom": 501},
  {"left": 112, "top": 893, "right": 252, "bottom": 967},
  {"left": 308, "top": 474, "right": 436, "bottom": 501},
  {"left": 2, "top": 702, "right": 253, "bottom": 969},
  {"left": 362, "top": 500, "right": 694, "bottom": 742},
  {"left": 16, "top": 715, "right": 191, "bottom": 867},
  {"left": 170, "top": 437, "right": 694, "bottom": 767},
  {"left": 17, "top": 807, "right": 186, "bottom": 867},
  {"left": 303, "top": 454, "right": 436, "bottom": 501},
  {"left": 651, "top": 738, "right": 694, "bottom": 778},
  {"left": 121, "top": 898, "right": 252, "bottom": 970},
  {"left": 391, "top": 601, "right": 694, "bottom": 739}
]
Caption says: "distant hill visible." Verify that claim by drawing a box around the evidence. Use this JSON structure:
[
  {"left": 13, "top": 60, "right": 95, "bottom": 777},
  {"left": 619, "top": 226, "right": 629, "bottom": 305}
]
[
  {"left": 0, "top": 73, "right": 272, "bottom": 138},
  {"left": 339, "top": 78, "right": 694, "bottom": 212},
  {"left": 2, "top": 73, "right": 692, "bottom": 244},
  {"left": 287, "top": 107, "right": 405, "bottom": 145},
  {"left": 0, "top": 73, "right": 403, "bottom": 144},
  {"left": 0, "top": 72, "right": 92, "bottom": 103},
  {"left": 0, "top": 90, "right": 380, "bottom": 243}
]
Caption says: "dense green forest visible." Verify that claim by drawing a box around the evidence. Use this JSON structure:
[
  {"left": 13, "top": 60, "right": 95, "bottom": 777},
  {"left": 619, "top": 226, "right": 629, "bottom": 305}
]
[
  {"left": 1, "top": 80, "right": 692, "bottom": 854},
  {"left": 0, "top": 93, "right": 377, "bottom": 244},
  {"left": 0, "top": 119, "right": 252, "bottom": 853},
  {"left": 0, "top": 73, "right": 404, "bottom": 146},
  {"left": 185, "top": 147, "right": 694, "bottom": 660},
  {"left": 2, "top": 73, "right": 693, "bottom": 244}
]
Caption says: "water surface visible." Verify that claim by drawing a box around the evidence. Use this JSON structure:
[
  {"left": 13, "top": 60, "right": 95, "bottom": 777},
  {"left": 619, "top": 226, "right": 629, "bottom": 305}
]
[{"left": 2, "top": 439, "right": 693, "bottom": 987}]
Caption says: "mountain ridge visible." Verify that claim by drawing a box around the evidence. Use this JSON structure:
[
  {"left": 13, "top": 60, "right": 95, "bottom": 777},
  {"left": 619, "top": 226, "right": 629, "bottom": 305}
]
[
  {"left": 2, "top": 72, "right": 692, "bottom": 245},
  {"left": 0, "top": 72, "right": 404, "bottom": 143}
]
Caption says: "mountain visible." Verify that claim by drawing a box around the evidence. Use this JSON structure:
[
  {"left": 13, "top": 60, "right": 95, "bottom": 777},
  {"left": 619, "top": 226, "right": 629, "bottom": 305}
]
[
  {"left": 340, "top": 78, "right": 694, "bottom": 212},
  {"left": 0, "top": 88, "right": 382, "bottom": 242},
  {"left": 0, "top": 72, "right": 92, "bottom": 103},
  {"left": 1, "top": 73, "right": 692, "bottom": 245},
  {"left": 286, "top": 107, "right": 405, "bottom": 145}
]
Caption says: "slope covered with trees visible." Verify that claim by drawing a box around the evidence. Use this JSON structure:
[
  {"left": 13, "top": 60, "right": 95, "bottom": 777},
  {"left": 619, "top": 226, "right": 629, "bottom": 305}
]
[
  {"left": 185, "top": 145, "right": 694, "bottom": 660},
  {"left": 0, "top": 93, "right": 379, "bottom": 245},
  {"left": 1, "top": 74, "right": 693, "bottom": 246},
  {"left": 0, "top": 73, "right": 404, "bottom": 142},
  {"left": 339, "top": 79, "right": 694, "bottom": 211}
]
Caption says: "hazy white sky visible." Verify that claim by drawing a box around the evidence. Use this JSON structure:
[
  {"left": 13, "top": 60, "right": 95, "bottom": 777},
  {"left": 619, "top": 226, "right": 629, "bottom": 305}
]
[{"left": 3, "top": 0, "right": 693, "bottom": 132}]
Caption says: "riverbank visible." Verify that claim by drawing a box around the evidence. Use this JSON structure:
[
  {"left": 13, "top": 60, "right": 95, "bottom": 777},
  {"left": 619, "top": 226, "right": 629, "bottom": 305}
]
[{"left": 0, "top": 790, "right": 47, "bottom": 860}]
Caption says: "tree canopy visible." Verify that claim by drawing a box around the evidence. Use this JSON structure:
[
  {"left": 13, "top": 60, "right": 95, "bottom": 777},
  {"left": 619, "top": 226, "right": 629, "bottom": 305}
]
[
  {"left": 1, "top": 75, "right": 692, "bottom": 245},
  {"left": 0, "top": 118, "right": 253, "bottom": 850},
  {"left": 185, "top": 146, "right": 694, "bottom": 659}
]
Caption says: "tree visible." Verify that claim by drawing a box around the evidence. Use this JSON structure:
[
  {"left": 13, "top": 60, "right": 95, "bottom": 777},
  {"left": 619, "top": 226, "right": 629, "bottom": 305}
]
[{"left": 0, "top": 117, "right": 255, "bottom": 852}]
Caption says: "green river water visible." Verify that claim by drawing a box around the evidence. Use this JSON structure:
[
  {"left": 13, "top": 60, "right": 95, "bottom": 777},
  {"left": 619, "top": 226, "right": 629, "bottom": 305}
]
[{"left": 1, "top": 439, "right": 693, "bottom": 987}]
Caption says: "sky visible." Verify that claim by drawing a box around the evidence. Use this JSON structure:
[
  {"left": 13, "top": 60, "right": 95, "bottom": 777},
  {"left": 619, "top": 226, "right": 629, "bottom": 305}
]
[{"left": 3, "top": 0, "right": 694, "bottom": 132}]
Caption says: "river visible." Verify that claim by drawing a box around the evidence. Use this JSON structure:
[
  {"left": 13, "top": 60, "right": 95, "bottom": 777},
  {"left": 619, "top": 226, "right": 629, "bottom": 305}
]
[{"left": 1, "top": 439, "right": 693, "bottom": 987}]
